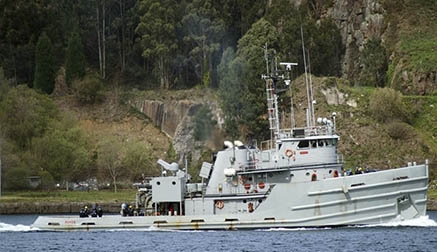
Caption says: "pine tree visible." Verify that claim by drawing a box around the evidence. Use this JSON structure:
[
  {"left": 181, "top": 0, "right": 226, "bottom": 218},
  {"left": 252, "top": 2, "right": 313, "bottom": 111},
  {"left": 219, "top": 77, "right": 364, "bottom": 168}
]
[
  {"left": 34, "top": 32, "right": 56, "bottom": 94},
  {"left": 65, "top": 30, "right": 86, "bottom": 86}
]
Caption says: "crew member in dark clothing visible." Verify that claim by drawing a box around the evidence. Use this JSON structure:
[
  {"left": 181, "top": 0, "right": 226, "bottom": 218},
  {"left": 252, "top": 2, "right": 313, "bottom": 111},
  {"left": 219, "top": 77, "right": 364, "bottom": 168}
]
[
  {"left": 79, "top": 206, "right": 89, "bottom": 218},
  {"left": 97, "top": 205, "right": 103, "bottom": 217}
]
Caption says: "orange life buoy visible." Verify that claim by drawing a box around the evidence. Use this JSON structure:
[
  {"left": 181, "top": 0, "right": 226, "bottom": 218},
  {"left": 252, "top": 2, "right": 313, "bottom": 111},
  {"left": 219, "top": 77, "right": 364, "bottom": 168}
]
[
  {"left": 244, "top": 183, "right": 251, "bottom": 190},
  {"left": 215, "top": 200, "right": 224, "bottom": 209},
  {"left": 333, "top": 170, "right": 339, "bottom": 178},
  {"left": 311, "top": 173, "right": 317, "bottom": 182},
  {"left": 285, "top": 149, "right": 295, "bottom": 157},
  {"left": 258, "top": 182, "right": 265, "bottom": 189}
]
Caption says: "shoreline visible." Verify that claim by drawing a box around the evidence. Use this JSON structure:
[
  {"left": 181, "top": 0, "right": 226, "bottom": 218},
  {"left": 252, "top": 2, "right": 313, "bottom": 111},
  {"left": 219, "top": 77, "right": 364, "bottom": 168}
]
[
  {"left": 1, "top": 199, "right": 436, "bottom": 215},
  {"left": 0, "top": 202, "right": 122, "bottom": 215}
]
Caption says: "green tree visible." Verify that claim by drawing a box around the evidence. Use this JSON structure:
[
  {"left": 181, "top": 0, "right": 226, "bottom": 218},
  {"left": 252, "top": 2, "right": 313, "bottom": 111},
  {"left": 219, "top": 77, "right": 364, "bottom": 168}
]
[
  {"left": 193, "top": 105, "right": 216, "bottom": 141},
  {"left": 0, "top": 67, "right": 9, "bottom": 101},
  {"left": 234, "top": 18, "right": 279, "bottom": 140},
  {"left": 0, "top": 0, "right": 59, "bottom": 85},
  {"left": 218, "top": 47, "right": 248, "bottom": 138},
  {"left": 122, "top": 140, "right": 154, "bottom": 180},
  {"left": 136, "top": 0, "right": 178, "bottom": 89},
  {"left": 38, "top": 170, "right": 55, "bottom": 191},
  {"left": 72, "top": 74, "right": 105, "bottom": 104},
  {"left": 34, "top": 32, "right": 56, "bottom": 94},
  {"left": 267, "top": 2, "right": 343, "bottom": 77},
  {"left": 182, "top": 0, "right": 225, "bottom": 88},
  {"left": 359, "top": 38, "right": 388, "bottom": 87},
  {"left": 31, "top": 117, "right": 90, "bottom": 184},
  {"left": 0, "top": 85, "right": 59, "bottom": 150},
  {"left": 3, "top": 167, "right": 30, "bottom": 191},
  {"left": 309, "top": 18, "right": 343, "bottom": 76},
  {"left": 65, "top": 30, "right": 86, "bottom": 86},
  {"left": 97, "top": 137, "right": 124, "bottom": 193}
]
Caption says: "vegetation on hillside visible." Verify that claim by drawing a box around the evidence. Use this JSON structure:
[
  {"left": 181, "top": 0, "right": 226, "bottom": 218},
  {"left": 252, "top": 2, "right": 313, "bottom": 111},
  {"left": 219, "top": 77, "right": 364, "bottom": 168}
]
[
  {"left": 382, "top": 0, "right": 437, "bottom": 94},
  {"left": 0, "top": 84, "right": 169, "bottom": 191},
  {"left": 0, "top": 0, "right": 436, "bottom": 192}
]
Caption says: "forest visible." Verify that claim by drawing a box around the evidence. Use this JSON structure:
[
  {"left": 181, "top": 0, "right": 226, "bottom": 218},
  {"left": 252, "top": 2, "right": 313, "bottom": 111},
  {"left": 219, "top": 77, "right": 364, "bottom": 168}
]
[{"left": 1, "top": 0, "right": 436, "bottom": 191}]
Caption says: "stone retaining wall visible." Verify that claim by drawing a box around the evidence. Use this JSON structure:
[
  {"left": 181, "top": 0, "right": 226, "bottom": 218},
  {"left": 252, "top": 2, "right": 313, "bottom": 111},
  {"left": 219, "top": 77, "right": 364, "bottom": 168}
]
[{"left": 0, "top": 202, "right": 122, "bottom": 215}]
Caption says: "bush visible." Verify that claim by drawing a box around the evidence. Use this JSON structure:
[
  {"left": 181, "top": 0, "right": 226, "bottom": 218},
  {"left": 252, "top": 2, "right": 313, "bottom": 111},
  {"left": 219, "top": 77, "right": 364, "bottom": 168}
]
[
  {"left": 4, "top": 167, "right": 31, "bottom": 191},
  {"left": 387, "top": 121, "right": 415, "bottom": 140},
  {"left": 369, "top": 88, "right": 408, "bottom": 123},
  {"left": 38, "top": 170, "right": 55, "bottom": 191},
  {"left": 359, "top": 39, "right": 388, "bottom": 87},
  {"left": 72, "top": 74, "right": 104, "bottom": 104}
]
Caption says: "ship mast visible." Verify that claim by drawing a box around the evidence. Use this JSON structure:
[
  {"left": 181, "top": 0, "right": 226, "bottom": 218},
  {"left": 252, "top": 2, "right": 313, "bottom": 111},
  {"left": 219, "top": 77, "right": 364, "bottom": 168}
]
[{"left": 262, "top": 44, "right": 297, "bottom": 143}]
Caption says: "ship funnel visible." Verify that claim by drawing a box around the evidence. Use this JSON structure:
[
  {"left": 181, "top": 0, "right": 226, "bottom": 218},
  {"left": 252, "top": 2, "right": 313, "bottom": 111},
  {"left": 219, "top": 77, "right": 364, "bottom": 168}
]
[{"left": 157, "top": 159, "right": 179, "bottom": 171}]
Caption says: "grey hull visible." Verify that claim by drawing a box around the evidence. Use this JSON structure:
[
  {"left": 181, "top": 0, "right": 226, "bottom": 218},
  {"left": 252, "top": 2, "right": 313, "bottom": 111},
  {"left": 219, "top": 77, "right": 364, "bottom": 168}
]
[{"left": 32, "top": 164, "right": 428, "bottom": 231}]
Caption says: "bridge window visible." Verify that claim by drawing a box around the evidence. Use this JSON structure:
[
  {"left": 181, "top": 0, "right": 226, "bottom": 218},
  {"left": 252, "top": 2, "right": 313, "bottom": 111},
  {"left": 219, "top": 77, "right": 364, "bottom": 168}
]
[
  {"left": 318, "top": 140, "right": 326, "bottom": 147},
  {"left": 297, "top": 140, "right": 309, "bottom": 149},
  {"left": 310, "top": 140, "right": 317, "bottom": 148}
]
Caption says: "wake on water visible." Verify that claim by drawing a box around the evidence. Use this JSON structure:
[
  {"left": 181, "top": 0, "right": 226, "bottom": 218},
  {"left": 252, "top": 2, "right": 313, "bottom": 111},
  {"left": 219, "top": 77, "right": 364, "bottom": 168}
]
[
  {"left": 1, "top": 215, "right": 436, "bottom": 233},
  {"left": 367, "top": 215, "right": 437, "bottom": 227},
  {"left": 0, "top": 222, "right": 35, "bottom": 232}
]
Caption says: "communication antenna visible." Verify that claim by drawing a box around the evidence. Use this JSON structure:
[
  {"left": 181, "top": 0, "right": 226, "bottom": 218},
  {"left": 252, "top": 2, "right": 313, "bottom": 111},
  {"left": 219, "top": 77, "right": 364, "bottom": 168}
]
[
  {"left": 301, "top": 26, "right": 314, "bottom": 128},
  {"left": 307, "top": 51, "right": 316, "bottom": 127},
  {"left": 279, "top": 62, "right": 297, "bottom": 129}
]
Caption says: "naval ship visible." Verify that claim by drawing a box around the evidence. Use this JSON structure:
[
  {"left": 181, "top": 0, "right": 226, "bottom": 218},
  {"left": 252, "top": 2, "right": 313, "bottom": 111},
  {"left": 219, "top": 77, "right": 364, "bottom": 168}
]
[{"left": 32, "top": 50, "right": 429, "bottom": 231}]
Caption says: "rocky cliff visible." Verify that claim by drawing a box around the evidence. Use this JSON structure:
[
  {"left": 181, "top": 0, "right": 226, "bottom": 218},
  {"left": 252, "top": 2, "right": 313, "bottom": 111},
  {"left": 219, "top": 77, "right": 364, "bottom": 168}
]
[
  {"left": 328, "top": 0, "right": 385, "bottom": 82},
  {"left": 129, "top": 91, "right": 223, "bottom": 165}
]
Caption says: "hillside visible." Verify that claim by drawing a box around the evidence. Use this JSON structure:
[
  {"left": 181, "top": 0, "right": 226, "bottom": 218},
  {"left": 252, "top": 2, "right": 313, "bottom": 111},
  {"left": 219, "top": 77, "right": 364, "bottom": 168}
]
[
  {"left": 1, "top": 0, "right": 436, "bottom": 191},
  {"left": 53, "top": 91, "right": 172, "bottom": 179},
  {"left": 70, "top": 79, "right": 437, "bottom": 179}
]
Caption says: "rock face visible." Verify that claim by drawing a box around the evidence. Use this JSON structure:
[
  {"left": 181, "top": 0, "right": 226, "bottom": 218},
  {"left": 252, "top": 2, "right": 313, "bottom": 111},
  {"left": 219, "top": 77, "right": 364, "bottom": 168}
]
[
  {"left": 327, "top": 0, "right": 385, "bottom": 83},
  {"left": 131, "top": 99, "right": 198, "bottom": 138},
  {"left": 130, "top": 98, "right": 223, "bottom": 164},
  {"left": 321, "top": 86, "right": 357, "bottom": 107}
]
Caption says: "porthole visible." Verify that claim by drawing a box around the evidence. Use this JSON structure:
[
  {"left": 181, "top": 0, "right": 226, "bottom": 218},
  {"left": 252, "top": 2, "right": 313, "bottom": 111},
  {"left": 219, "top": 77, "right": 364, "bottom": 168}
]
[
  {"left": 172, "top": 181, "right": 176, "bottom": 185},
  {"left": 156, "top": 181, "right": 161, "bottom": 185}
]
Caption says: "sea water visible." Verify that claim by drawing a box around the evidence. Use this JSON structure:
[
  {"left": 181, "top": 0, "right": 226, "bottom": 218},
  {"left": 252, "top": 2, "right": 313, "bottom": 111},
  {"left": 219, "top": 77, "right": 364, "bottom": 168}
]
[{"left": 0, "top": 213, "right": 436, "bottom": 252}]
